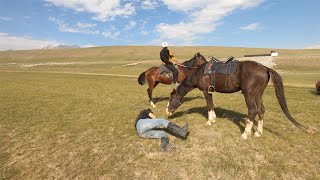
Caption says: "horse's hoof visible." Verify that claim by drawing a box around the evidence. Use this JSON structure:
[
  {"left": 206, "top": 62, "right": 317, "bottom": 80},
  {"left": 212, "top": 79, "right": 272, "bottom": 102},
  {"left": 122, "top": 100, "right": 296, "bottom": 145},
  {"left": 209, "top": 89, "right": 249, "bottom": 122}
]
[
  {"left": 254, "top": 131, "right": 262, "bottom": 137},
  {"left": 150, "top": 102, "right": 156, "bottom": 108},
  {"left": 241, "top": 133, "right": 248, "bottom": 140},
  {"left": 206, "top": 121, "right": 212, "bottom": 126}
]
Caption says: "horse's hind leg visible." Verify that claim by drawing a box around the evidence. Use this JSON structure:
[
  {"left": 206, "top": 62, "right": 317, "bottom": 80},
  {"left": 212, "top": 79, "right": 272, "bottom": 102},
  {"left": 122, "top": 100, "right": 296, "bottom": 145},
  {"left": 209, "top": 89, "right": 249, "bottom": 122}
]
[
  {"left": 241, "top": 92, "right": 257, "bottom": 140},
  {"left": 147, "top": 81, "right": 159, "bottom": 108},
  {"left": 254, "top": 90, "right": 266, "bottom": 137}
]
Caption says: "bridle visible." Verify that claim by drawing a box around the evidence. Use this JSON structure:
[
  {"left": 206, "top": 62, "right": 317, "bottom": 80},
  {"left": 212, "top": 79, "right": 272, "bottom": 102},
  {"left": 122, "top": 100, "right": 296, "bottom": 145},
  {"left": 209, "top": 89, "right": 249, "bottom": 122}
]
[{"left": 176, "top": 64, "right": 198, "bottom": 69}]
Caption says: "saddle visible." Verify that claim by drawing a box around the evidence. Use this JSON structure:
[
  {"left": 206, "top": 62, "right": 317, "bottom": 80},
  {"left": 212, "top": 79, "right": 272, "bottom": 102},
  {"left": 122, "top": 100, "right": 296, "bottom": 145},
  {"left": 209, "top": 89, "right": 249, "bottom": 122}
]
[
  {"left": 204, "top": 56, "right": 238, "bottom": 94},
  {"left": 159, "top": 64, "right": 173, "bottom": 78}
]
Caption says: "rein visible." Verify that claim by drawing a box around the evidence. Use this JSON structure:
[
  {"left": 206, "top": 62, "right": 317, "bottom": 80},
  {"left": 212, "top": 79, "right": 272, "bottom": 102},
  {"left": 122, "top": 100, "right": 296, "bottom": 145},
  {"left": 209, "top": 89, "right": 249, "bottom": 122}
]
[{"left": 176, "top": 64, "right": 199, "bottom": 69}]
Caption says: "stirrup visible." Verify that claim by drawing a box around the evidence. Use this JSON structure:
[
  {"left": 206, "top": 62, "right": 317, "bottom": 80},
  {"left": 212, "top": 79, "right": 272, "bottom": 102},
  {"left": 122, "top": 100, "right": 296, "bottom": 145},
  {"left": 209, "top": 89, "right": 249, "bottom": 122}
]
[{"left": 208, "top": 86, "right": 214, "bottom": 94}]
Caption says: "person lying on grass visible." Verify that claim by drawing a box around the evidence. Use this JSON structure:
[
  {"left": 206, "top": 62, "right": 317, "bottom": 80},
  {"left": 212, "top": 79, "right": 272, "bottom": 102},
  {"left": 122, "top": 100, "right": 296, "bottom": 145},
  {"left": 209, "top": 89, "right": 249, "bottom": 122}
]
[{"left": 135, "top": 109, "right": 188, "bottom": 152}]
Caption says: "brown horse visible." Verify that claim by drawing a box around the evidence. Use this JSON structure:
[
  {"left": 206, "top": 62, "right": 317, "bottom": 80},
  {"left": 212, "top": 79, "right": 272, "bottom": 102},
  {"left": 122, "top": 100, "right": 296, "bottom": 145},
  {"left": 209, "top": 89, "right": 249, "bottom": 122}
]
[
  {"left": 166, "top": 60, "right": 307, "bottom": 139},
  {"left": 138, "top": 53, "right": 207, "bottom": 107},
  {"left": 316, "top": 80, "right": 320, "bottom": 95}
]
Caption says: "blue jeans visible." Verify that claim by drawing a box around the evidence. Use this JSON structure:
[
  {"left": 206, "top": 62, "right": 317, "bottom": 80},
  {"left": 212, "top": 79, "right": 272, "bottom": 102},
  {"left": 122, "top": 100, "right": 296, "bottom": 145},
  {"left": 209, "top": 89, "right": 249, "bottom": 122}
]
[{"left": 136, "top": 118, "right": 170, "bottom": 139}]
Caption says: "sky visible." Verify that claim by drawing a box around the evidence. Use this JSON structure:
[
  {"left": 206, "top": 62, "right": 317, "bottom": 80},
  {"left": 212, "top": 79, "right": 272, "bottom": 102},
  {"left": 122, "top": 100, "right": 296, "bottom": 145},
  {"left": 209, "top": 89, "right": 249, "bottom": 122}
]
[{"left": 0, "top": 0, "right": 320, "bottom": 50}]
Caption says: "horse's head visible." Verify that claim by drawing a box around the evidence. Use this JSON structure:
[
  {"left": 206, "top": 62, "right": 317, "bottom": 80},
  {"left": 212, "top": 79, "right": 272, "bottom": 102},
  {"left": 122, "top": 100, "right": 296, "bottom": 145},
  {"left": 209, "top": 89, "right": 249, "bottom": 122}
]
[
  {"left": 194, "top": 52, "right": 207, "bottom": 67},
  {"left": 166, "top": 89, "right": 182, "bottom": 116}
]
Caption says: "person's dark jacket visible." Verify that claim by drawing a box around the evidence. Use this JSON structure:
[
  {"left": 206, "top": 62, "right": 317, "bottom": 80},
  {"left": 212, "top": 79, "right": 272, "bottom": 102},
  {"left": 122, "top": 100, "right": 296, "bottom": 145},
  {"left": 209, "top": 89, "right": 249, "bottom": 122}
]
[
  {"left": 135, "top": 109, "right": 153, "bottom": 131},
  {"left": 160, "top": 47, "right": 173, "bottom": 65}
]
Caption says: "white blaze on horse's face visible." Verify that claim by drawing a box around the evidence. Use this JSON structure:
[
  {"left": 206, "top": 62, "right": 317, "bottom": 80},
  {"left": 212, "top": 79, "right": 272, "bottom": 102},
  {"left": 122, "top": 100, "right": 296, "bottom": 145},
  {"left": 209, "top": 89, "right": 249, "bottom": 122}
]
[
  {"left": 166, "top": 101, "right": 172, "bottom": 115},
  {"left": 166, "top": 108, "right": 172, "bottom": 116}
]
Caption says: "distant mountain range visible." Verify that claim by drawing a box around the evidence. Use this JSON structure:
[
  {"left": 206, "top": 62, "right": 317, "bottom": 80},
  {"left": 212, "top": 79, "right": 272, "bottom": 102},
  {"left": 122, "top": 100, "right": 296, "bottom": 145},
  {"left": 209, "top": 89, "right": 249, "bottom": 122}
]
[{"left": 42, "top": 44, "right": 80, "bottom": 49}]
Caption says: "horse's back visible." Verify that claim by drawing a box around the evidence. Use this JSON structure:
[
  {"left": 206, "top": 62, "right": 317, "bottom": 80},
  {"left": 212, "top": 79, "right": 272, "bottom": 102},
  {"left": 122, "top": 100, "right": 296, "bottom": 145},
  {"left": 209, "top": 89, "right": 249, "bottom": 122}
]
[
  {"left": 145, "top": 66, "right": 159, "bottom": 75},
  {"left": 238, "top": 61, "right": 269, "bottom": 77}
]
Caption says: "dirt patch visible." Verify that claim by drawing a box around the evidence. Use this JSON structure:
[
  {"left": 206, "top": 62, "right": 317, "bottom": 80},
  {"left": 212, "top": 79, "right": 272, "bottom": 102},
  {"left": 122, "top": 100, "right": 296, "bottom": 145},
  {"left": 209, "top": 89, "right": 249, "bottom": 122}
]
[{"left": 237, "top": 56, "right": 276, "bottom": 68}]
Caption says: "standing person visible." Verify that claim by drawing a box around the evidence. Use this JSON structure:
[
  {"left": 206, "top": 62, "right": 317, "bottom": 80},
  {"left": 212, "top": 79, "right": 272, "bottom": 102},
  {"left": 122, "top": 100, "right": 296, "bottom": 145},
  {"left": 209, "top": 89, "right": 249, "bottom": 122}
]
[
  {"left": 135, "top": 109, "right": 188, "bottom": 152},
  {"left": 160, "top": 42, "right": 179, "bottom": 89}
]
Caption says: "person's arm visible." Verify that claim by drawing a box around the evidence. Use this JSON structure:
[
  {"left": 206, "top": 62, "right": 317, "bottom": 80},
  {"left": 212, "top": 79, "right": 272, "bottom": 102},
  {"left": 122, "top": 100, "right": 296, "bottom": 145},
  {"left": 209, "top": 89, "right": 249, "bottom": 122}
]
[
  {"left": 168, "top": 51, "right": 177, "bottom": 65},
  {"left": 148, "top": 112, "right": 156, "bottom": 119}
]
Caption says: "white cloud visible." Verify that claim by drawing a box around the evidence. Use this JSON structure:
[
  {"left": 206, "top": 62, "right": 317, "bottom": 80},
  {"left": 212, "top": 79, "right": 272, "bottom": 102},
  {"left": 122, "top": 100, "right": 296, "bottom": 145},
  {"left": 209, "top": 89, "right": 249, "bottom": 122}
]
[
  {"left": 141, "top": 0, "right": 158, "bottom": 9},
  {"left": 81, "top": 44, "right": 97, "bottom": 48},
  {"left": 0, "top": 33, "right": 60, "bottom": 51},
  {"left": 124, "top": 21, "right": 136, "bottom": 30},
  {"left": 0, "top": 16, "right": 13, "bottom": 21},
  {"left": 304, "top": 44, "right": 320, "bottom": 49},
  {"left": 156, "top": 0, "right": 264, "bottom": 44},
  {"left": 45, "top": 0, "right": 135, "bottom": 21},
  {"left": 76, "top": 22, "right": 96, "bottom": 29},
  {"left": 140, "top": 30, "right": 149, "bottom": 35},
  {"left": 102, "top": 31, "right": 121, "bottom": 39},
  {"left": 49, "top": 17, "right": 99, "bottom": 34},
  {"left": 240, "top": 22, "right": 260, "bottom": 30},
  {"left": 162, "top": 0, "right": 209, "bottom": 11}
]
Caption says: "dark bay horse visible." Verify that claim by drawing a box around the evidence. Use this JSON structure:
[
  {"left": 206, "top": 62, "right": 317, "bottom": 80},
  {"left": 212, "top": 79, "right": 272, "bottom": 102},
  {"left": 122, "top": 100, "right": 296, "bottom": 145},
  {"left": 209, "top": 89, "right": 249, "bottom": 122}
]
[
  {"left": 138, "top": 53, "right": 207, "bottom": 107},
  {"left": 166, "top": 60, "right": 307, "bottom": 139},
  {"left": 316, "top": 80, "right": 320, "bottom": 95}
]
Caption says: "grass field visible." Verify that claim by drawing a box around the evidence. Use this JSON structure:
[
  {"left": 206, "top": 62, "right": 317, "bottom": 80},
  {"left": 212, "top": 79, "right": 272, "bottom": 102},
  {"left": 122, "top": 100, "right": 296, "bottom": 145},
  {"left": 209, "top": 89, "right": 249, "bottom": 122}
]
[{"left": 0, "top": 46, "right": 320, "bottom": 179}]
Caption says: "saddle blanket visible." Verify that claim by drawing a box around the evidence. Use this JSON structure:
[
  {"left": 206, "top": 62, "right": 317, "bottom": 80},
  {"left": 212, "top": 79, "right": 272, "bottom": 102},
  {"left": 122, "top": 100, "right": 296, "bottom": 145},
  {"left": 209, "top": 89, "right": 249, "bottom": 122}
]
[
  {"left": 159, "top": 64, "right": 172, "bottom": 74},
  {"left": 158, "top": 64, "right": 173, "bottom": 78}
]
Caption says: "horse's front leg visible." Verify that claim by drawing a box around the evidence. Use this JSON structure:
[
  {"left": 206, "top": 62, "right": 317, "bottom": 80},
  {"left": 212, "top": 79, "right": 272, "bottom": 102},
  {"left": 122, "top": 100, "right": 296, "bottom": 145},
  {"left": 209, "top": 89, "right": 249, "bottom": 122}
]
[{"left": 203, "top": 91, "right": 216, "bottom": 126}]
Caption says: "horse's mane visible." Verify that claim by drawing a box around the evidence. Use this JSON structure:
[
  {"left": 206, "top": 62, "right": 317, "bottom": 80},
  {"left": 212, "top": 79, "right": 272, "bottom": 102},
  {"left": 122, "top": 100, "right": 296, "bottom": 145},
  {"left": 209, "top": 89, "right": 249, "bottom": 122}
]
[
  {"left": 181, "top": 54, "right": 206, "bottom": 68},
  {"left": 181, "top": 57, "right": 196, "bottom": 68}
]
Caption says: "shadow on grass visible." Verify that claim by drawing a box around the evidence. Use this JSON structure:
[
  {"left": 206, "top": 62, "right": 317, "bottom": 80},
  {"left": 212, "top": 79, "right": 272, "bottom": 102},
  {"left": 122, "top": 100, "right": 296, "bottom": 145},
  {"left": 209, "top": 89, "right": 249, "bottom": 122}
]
[
  {"left": 309, "top": 90, "right": 320, "bottom": 95},
  {"left": 168, "top": 106, "right": 246, "bottom": 132},
  {"left": 168, "top": 106, "right": 284, "bottom": 136}
]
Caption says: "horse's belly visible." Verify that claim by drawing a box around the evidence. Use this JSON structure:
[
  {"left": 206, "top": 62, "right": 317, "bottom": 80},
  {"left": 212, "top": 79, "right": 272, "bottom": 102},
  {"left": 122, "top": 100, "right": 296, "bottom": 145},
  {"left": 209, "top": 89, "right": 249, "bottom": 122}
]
[
  {"left": 215, "top": 84, "right": 241, "bottom": 93},
  {"left": 214, "top": 75, "right": 241, "bottom": 93}
]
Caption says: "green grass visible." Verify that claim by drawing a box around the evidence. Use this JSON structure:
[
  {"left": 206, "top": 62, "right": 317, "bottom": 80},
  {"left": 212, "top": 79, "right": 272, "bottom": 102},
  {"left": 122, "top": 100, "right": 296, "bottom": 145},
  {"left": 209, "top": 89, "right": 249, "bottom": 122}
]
[{"left": 0, "top": 46, "right": 320, "bottom": 179}]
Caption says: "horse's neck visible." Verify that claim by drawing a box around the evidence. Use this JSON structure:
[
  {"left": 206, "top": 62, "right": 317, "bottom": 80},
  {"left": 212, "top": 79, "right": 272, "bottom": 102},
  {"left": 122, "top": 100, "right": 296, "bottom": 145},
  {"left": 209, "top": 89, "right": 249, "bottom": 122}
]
[
  {"left": 177, "top": 66, "right": 187, "bottom": 76},
  {"left": 177, "top": 82, "right": 194, "bottom": 98}
]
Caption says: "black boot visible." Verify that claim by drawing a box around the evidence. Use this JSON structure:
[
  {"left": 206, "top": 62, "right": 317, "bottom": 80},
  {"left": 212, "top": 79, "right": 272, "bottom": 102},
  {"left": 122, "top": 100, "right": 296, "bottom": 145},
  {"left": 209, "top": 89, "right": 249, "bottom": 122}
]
[
  {"left": 160, "top": 137, "right": 174, "bottom": 152},
  {"left": 167, "top": 122, "right": 189, "bottom": 137}
]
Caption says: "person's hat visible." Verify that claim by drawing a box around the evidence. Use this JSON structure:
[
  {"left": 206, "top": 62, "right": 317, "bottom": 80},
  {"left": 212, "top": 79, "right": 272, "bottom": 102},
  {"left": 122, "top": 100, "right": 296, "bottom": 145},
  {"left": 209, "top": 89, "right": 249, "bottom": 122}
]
[{"left": 162, "top": 42, "right": 168, "bottom": 47}]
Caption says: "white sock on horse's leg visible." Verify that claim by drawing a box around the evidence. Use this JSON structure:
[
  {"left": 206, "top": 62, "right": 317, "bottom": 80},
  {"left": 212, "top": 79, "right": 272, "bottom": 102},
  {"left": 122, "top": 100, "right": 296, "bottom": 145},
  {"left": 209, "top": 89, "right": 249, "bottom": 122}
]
[
  {"left": 241, "top": 119, "right": 253, "bottom": 140},
  {"left": 150, "top": 101, "right": 156, "bottom": 108},
  {"left": 207, "top": 110, "right": 216, "bottom": 126},
  {"left": 254, "top": 120, "right": 264, "bottom": 137}
]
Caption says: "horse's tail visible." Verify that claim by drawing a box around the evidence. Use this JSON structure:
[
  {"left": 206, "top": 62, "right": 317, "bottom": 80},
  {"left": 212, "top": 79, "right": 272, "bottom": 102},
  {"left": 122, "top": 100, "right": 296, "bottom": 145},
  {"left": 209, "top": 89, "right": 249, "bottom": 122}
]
[
  {"left": 138, "top": 71, "right": 146, "bottom": 85},
  {"left": 268, "top": 68, "right": 307, "bottom": 131}
]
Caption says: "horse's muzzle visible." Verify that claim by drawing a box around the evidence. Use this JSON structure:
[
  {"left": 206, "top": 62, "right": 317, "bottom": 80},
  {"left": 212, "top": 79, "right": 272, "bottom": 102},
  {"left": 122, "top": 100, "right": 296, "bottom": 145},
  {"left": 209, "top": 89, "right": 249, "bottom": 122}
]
[{"left": 166, "top": 107, "right": 172, "bottom": 116}]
